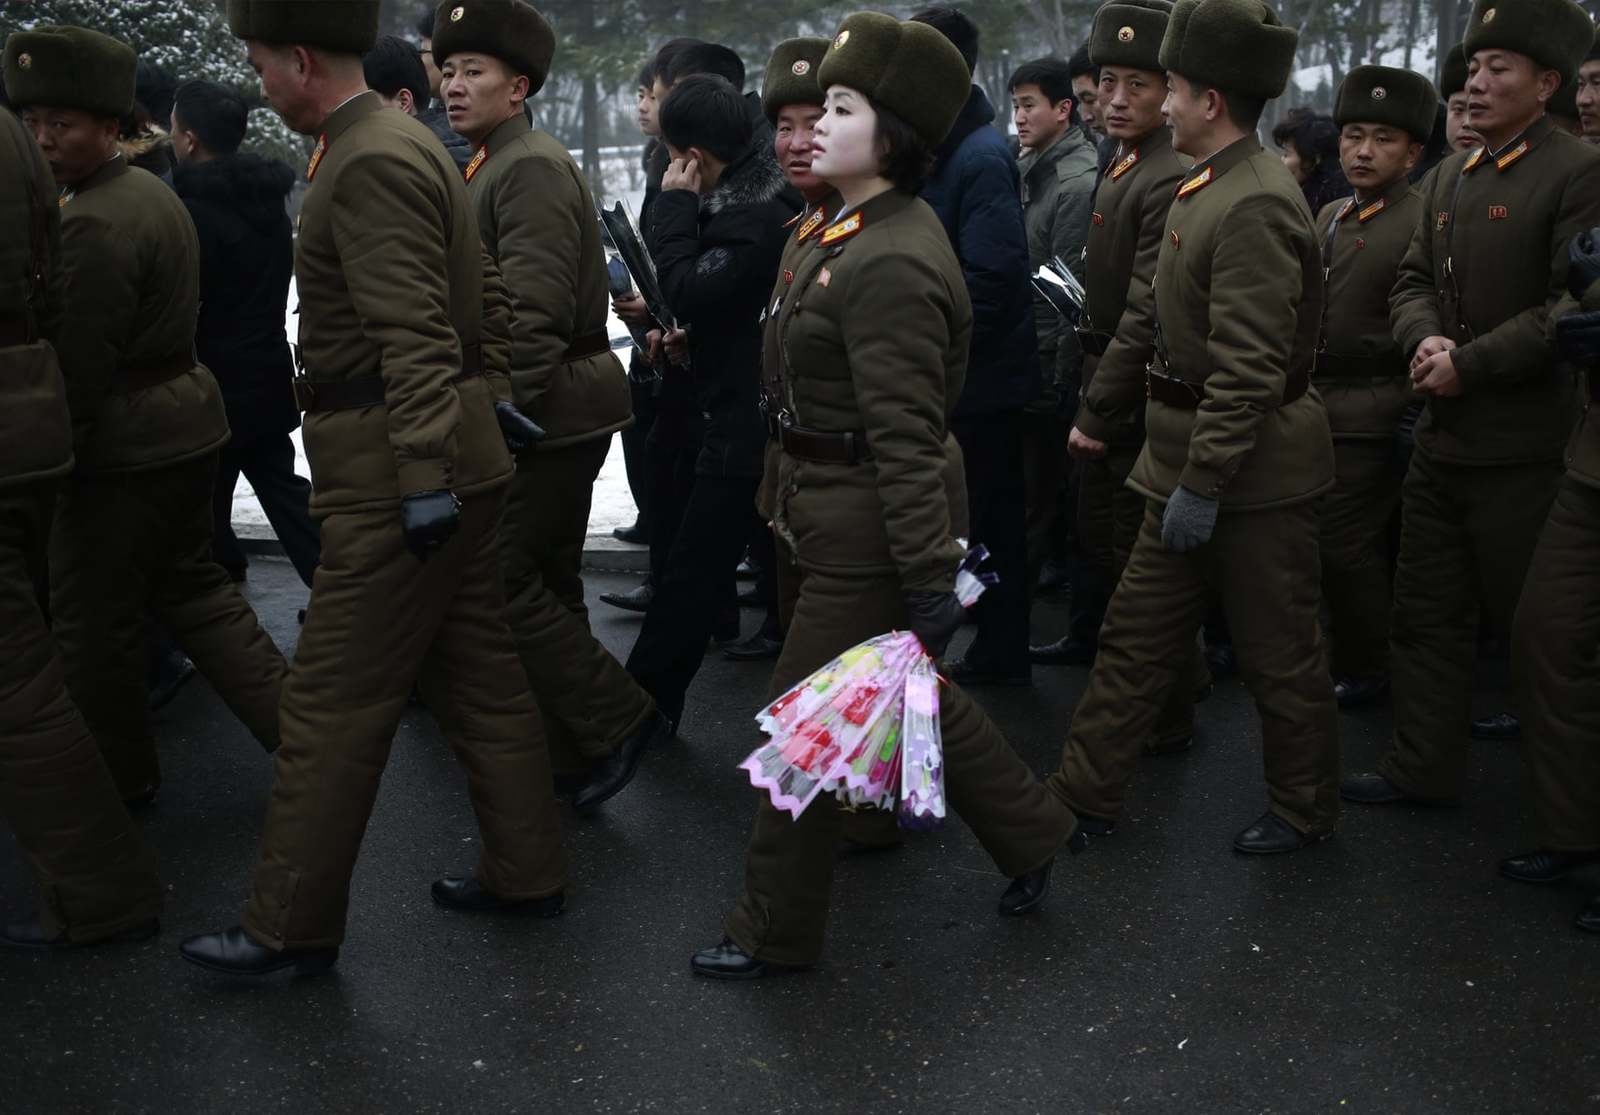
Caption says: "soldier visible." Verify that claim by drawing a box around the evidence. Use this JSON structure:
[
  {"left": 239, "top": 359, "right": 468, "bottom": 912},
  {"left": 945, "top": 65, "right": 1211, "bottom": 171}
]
[
  {"left": 1314, "top": 66, "right": 1434, "bottom": 709},
  {"left": 1047, "top": 0, "right": 1341, "bottom": 854},
  {"left": 0, "top": 98, "right": 161, "bottom": 951},
  {"left": 1343, "top": 0, "right": 1600, "bottom": 810},
  {"left": 431, "top": 0, "right": 668, "bottom": 813},
  {"left": 1055, "top": 0, "right": 1209, "bottom": 761},
  {"left": 1504, "top": 233, "right": 1600, "bottom": 934},
  {"left": 693, "top": 13, "right": 1079, "bottom": 980},
  {"left": 1441, "top": 46, "right": 1483, "bottom": 154},
  {"left": 1576, "top": 30, "right": 1600, "bottom": 142},
  {"left": 180, "top": 0, "right": 566, "bottom": 978},
  {"left": 4, "top": 26, "right": 287, "bottom": 806}
]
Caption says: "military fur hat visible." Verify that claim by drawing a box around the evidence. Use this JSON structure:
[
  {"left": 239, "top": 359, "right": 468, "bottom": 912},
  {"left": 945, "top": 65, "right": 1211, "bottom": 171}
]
[
  {"left": 1588, "top": 23, "right": 1600, "bottom": 63},
  {"left": 226, "top": 0, "right": 380, "bottom": 55},
  {"left": 1335, "top": 66, "right": 1438, "bottom": 141},
  {"left": 2, "top": 25, "right": 135, "bottom": 119},
  {"left": 1462, "top": 0, "right": 1594, "bottom": 86},
  {"left": 1440, "top": 43, "right": 1469, "bottom": 97},
  {"left": 762, "top": 37, "right": 829, "bottom": 124},
  {"left": 1089, "top": 0, "right": 1175, "bottom": 72},
  {"left": 431, "top": 0, "right": 556, "bottom": 95},
  {"left": 816, "top": 11, "right": 972, "bottom": 147},
  {"left": 1159, "top": 0, "right": 1299, "bottom": 101}
]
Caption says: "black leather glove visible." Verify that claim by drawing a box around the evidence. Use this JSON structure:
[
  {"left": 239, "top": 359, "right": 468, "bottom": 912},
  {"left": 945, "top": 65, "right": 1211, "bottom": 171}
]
[
  {"left": 494, "top": 400, "right": 546, "bottom": 452},
  {"left": 400, "top": 490, "right": 461, "bottom": 561},
  {"left": 1556, "top": 309, "right": 1600, "bottom": 366},
  {"left": 1570, "top": 228, "right": 1600, "bottom": 302},
  {"left": 903, "top": 590, "right": 967, "bottom": 660}
]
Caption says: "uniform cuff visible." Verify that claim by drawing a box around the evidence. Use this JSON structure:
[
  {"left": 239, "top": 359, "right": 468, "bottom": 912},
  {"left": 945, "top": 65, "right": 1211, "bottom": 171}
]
[
  {"left": 1074, "top": 406, "right": 1119, "bottom": 443},
  {"left": 1450, "top": 342, "right": 1484, "bottom": 393},
  {"left": 1177, "top": 460, "right": 1227, "bottom": 500},
  {"left": 396, "top": 458, "right": 454, "bottom": 497}
]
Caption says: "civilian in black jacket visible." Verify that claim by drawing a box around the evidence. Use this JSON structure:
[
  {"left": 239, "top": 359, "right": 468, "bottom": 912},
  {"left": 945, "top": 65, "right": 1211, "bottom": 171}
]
[
  {"left": 170, "top": 81, "right": 318, "bottom": 588},
  {"left": 624, "top": 74, "right": 797, "bottom": 728}
]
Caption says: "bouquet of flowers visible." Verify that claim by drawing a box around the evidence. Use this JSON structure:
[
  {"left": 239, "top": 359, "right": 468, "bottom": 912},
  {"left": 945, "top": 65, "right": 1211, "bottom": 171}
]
[{"left": 739, "top": 548, "right": 995, "bottom": 831}]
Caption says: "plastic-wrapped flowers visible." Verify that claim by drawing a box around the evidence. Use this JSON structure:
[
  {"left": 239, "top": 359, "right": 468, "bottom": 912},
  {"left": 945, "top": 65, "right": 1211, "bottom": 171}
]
[{"left": 739, "top": 548, "right": 996, "bottom": 831}]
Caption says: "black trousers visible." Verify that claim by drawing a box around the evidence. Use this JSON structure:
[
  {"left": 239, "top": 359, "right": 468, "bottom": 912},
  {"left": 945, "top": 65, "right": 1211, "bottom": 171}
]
[
  {"left": 626, "top": 472, "right": 759, "bottom": 727},
  {"left": 952, "top": 409, "right": 1030, "bottom": 673},
  {"left": 644, "top": 424, "right": 700, "bottom": 588},
  {"left": 210, "top": 433, "right": 320, "bottom": 589},
  {"left": 619, "top": 373, "right": 659, "bottom": 531}
]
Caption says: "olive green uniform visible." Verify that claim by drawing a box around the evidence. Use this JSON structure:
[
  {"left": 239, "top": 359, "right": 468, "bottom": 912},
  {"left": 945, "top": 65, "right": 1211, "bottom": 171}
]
[
  {"left": 725, "top": 190, "right": 1075, "bottom": 965},
  {"left": 0, "top": 106, "right": 159, "bottom": 942},
  {"left": 1378, "top": 118, "right": 1600, "bottom": 800},
  {"left": 48, "top": 153, "right": 287, "bottom": 800},
  {"left": 1514, "top": 290, "right": 1600, "bottom": 852},
  {"left": 239, "top": 94, "right": 565, "bottom": 950},
  {"left": 464, "top": 113, "right": 651, "bottom": 774},
  {"left": 1313, "top": 176, "right": 1421, "bottom": 680},
  {"left": 1074, "top": 125, "right": 1204, "bottom": 749},
  {"left": 1049, "top": 136, "right": 1341, "bottom": 835}
]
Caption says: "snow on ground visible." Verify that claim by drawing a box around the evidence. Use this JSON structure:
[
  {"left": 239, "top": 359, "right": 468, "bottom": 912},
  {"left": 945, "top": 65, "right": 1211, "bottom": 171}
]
[{"left": 235, "top": 154, "right": 648, "bottom": 540}]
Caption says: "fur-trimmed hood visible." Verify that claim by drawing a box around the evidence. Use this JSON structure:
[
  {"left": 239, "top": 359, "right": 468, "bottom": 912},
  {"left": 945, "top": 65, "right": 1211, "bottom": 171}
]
[{"left": 702, "top": 141, "right": 791, "bottom": 217}]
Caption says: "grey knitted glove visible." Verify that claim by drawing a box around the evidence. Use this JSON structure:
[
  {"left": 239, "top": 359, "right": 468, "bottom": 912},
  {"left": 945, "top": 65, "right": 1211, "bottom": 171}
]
[{"left": 1161, "top": 485, "right": 1219, "bottom": 553}]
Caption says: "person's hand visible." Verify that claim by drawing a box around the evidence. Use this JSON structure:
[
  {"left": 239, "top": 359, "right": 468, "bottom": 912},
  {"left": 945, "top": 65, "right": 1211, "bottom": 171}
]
[
  {"left": 400, "top": 490, "right": 461, "bottom": 561},
  {"left": 1412, "top": 348, "right": 1463, "bottom": 397},
  {"left": 1067, "top": 425, "right": 1107, "bottom": 461},
  {"left": 662, "top": 327, "right": 689, "bottom": 365},
  {"left": 613, "top": 292, "right": 651, "bottom": 329},
  {"left": 493, "top": 400, "right": 546, "bottom": 452},
  {"left": 1556, "top": 309, "right": 1600, "bottom": 365},
  {"left": 663, "top": 155, "right": 701, "bottom": 193},
  {"left": 1410, "top": 335, "right": 1456, "bottom": 373},
  {"left": 644, "top": 328, "right": 663, "bottom": 365},
  {"left": 1160, "top": 485, "right": 1218, "bottom": 553},
  {"left": 1569, "top": 228, "right": 1600, "bottom": 301},
  {"left": 902, "top": 590, "right": 967, "bottom": 660}
]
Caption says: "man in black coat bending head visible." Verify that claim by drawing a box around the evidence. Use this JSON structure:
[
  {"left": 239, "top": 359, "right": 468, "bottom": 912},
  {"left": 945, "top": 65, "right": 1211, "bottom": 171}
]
[{"left": 171, "top": 80, "right": 319, "bottom": 588}]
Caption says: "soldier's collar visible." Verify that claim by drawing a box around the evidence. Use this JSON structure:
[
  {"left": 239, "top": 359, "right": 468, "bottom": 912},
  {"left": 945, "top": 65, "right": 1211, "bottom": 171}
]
[
  {"left": 1464, "top": 115, "right": 1553, "bottom": 175},
  {"left": 483, "top": 112, "right": 531, "bottom": 158},
  {"left": 318, "top": 90, "right": 383, "bottom": 149},
  {"left": 812, "top": 187, "right": 915, "bottom": 248},
  {"left": 1340, "top": 176, "right": 1411, "bottom": 223},
  {"left": 67, "top": 152, "right": 128, "bottom": 199},
  {"left": 1175, "top": 134, "right": 1260, "bottom": 199}
]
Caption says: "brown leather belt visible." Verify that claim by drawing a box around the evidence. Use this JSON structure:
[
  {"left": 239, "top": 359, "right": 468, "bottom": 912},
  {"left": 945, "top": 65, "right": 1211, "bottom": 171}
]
[
  {"left": 779, "top": 421, "right": 874, "bottom": 464},
  {"left": 1146, "top": 363, "right": 1309, "bottom": 410},
  {"left": 562, "top": 328, "right": 612, "bottom": 363},
  {"left": 0, "top": 315, "right": 31, "bottom": 347},
  {"left": 1078, "top": 330, "right": 1111, "bottom": 357},
  {"left": 118, "top": 351, "right": 194, "bottom": 393},
  {"left": 295, "top": 343, "right": 484, "bottom": 414}
]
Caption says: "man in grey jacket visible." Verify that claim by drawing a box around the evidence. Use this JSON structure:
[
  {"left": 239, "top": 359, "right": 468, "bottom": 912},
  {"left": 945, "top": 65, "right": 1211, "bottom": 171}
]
[{"left": 1010, "top": 56, "right": 1097, "bottom": 625}]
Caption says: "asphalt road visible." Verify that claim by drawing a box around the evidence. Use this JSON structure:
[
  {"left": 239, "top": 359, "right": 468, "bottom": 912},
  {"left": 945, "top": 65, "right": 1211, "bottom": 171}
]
[{"left": 2, "top": 557, "right": 1596, "bottom": 1113}]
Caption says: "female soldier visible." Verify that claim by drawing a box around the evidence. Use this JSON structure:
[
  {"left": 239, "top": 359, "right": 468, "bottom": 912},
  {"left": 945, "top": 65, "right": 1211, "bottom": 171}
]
[{"left": 692, "top": 12, "right": 1082, "bottom": 981}]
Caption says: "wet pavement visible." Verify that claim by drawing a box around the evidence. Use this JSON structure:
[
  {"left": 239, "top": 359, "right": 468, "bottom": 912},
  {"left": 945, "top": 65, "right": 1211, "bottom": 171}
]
[{"left": 3, "top": 556, "right": 1596, "bottom": 1113}]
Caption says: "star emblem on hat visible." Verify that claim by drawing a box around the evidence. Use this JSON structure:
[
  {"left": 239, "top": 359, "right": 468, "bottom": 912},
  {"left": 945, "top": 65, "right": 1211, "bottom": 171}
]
[
  {"left": 450, "top": 5, "right": 465, "bottom": 21},
  {"left": 1118, "top": 26, "right": 1135, "bottom": 42},
  {"left": 834, "top": 29, "right": 850, "bottom": 49},
  {"left": 1482, "top": 6, "right": 1496, "bottom": 22},
  {"left": 1372, "top": 86, "right": 1387, "bottom": 100},
  {"left": 792, "top": 60, "right": 811, "bottom": 76},
  {"left": 16, "top": 52, "right": 31, "bottom": 69}
]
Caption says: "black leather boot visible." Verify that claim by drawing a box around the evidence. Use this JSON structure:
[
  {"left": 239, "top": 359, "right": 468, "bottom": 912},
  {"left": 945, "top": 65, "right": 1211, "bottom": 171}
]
[
  {"left": 179, "top": 926, "right": 338, "bottom": 977},
  {"left": 571, "top": 711, "right": 673, "bottom": 812},
  {"left": 1499, "top": 848, "right": 1600, "bottom": 884},
  {"left": 2, "top": 918, "right": 159, "bottom": 952},
  {"left": 1233, "top": 811, "right": 1330, "bottom": 854},
  {"left": 431, "top": 877, "right": 565, "bottom": 916}
]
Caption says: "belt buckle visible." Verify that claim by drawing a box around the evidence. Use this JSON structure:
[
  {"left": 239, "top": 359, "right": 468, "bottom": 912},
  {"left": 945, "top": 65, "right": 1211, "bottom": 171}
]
[{"left": 777, "top": 408, "right": 795, "bottom": 431}]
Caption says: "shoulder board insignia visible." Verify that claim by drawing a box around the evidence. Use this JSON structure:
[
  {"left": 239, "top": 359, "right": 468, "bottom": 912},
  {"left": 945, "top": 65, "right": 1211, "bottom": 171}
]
[
  {"left": 783, "top": 211, "right": 803, "bottom": 229},
  {"left": 464, "top": 145, "right": 488, "bottom": 183},
  {"left": 1175, "top": 166, "right": 1212, "bottom": 199},
  {"left": 796, "top": 209, "right": 827, "bottom": 243},
  {"left": 1462, "top": 147, "right": 1486, "bottom": 174},
  {"left": 1495, "top": 140, "right": 1529, "bottom": 172},
  {"left": 1357, "top": 197, "right": 1387, "bottom": 223},
  {"left": 306, "top": 134, "right": 328, "bottom": 182},
  {"left": 1109, "top": 148, "right": 1140, "bottom": 181},
  {"left": 820, "top": 211, "right": 862, "bottom": 246}
]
